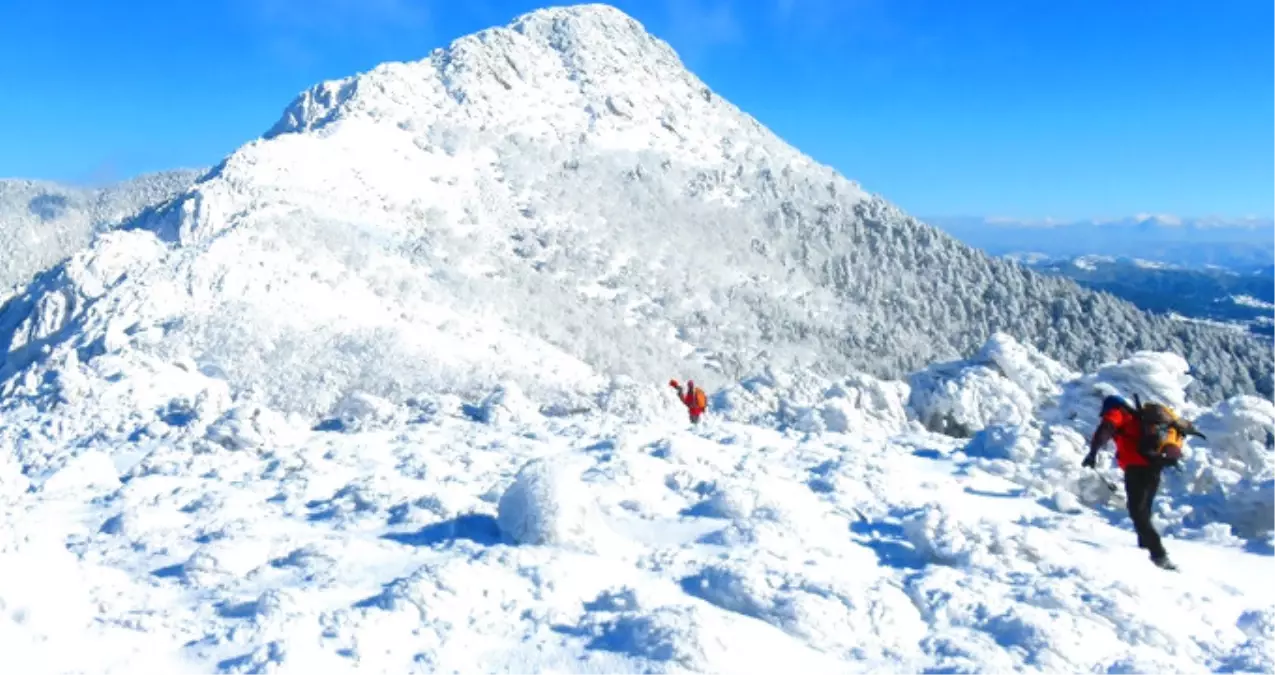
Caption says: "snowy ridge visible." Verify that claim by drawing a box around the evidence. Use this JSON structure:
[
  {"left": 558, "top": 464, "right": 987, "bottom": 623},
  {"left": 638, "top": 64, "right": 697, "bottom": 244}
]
[{"left": 0, "top": 170, "right": 202, "bottom": 293}]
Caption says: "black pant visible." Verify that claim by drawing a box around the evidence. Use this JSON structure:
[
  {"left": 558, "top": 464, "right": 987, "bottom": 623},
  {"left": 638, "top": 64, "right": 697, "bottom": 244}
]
[{"left": 1124, "top": 466, "right": 1165, "bottom": 559}]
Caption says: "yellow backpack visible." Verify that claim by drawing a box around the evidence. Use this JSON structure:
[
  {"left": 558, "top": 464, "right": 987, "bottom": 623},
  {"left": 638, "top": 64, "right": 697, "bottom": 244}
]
[{"left": 1134, "top": 395, "right": 1204, "bottom": 458}]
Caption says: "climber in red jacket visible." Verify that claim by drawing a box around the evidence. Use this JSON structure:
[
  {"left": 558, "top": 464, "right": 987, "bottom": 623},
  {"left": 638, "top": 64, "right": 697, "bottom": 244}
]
[
  {"left": 669, "top": 379, "right": 707, "bottom": 424},
  {"left": 1082, "top": 395, "right": 1202, "bottom": 572}
]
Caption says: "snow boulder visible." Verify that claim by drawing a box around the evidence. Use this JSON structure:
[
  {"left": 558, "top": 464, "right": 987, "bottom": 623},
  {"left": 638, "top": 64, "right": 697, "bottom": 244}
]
[
  {"left": 468, "top": 381, "right": 541, "bottom": 426},
  {"left": 205, "top": 402, "right": 300, "bottom": 451},
  {"left": 324, "top": 390, "right": 406, "bottom": 432},
  {"left": 497, "top": 454, "right": 620, "bottom": 553},
  {"left": 974, "top": 332, "right": 1078, "bottom": 406},
  {"left": 1043, "top": 350, "right": 1199, "bottom": 436},
  {"left": 594, "top": 375, "right": 682, "bottom": 423},
  {"left": 908, "top": 360, "right": 1032, "bottom": 438}
]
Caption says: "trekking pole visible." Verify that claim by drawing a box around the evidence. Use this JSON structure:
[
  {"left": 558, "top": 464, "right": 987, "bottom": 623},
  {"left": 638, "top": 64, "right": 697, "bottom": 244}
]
[{"left": 1089, "top": 467, "right": 1118, "bottom": 492}]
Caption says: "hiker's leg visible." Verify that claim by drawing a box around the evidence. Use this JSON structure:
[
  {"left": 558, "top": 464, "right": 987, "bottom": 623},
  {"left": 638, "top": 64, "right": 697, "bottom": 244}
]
[
  {"left": 1126, "top": 468, "right": 1165, "bottom": 559},
  {"left": 1143, "top": 469, "right": 1166, "bottom": 559}
]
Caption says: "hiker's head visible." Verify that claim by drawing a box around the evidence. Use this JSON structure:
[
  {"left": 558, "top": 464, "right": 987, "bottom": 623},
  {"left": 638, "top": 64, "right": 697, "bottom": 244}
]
[{"left": 1101, "top": 395, "right": 1129, "bottom": 415}]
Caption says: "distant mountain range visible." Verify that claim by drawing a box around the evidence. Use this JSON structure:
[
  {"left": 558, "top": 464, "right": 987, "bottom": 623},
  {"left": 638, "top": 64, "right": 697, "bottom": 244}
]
[
  {"left": 925, "top": 215, "right": 1274, "bottom": 272},
  {"left": 1005, "top": 253, "right": 1275, "bottom": 341}
]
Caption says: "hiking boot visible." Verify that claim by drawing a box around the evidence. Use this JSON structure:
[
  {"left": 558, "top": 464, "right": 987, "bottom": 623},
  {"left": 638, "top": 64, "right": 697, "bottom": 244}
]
[{"left": 1151, "top": 555, "right": 1178, "bottom": 571}]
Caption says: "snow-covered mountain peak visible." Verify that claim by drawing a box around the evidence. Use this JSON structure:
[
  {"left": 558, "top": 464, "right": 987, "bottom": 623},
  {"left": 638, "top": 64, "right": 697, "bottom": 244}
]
[
  {"left": 3, "top": 3, "right": 1271, "bottom": 444},
  {"left": 262, "top": 3, "right": 800, "bottom": 174}
]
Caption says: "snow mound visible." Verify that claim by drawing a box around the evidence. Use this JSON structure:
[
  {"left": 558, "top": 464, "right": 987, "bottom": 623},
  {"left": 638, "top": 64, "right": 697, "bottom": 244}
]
[
  {"left": 205, "top": 402, "right": 302, "bottom": 451},
  {"left": 974, "top": 331, "right": 1078, "bottom": 405},
  {"left": 497, "top": 454, "right": 619, "bottom": 553},
  {"left": 1175, "top": 396, "right": 1275, "bottom": 540},
  {"left": 1044, "top": 350, "right": 1199, "bottom": 434},
  {"left": 907, "top": 333, "right": 1081, "bottom": 437},
  {"left": 1193, "top": 395, "right": 1275, "bottom": 477},
  {"left": 908, "top": 361, "right": 1032, "bottom": 437},
  {"left": 468, "top": 381, "right": 542, "bottom": 427},
  {"left": 904, "top": 504, "right": 1053, "bottom": 572},
  {"left": 593, "top": 376, "right": 683, "bottom": 423}
]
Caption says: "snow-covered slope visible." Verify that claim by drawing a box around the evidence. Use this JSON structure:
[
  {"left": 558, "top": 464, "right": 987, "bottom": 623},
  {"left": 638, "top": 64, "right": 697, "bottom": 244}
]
[
  {"left": 1, "top": 333, "right": 1271, "bottom": 674},
  {"left": 0, "top": 170, "right": 203, "bottom": 294},
  {"left": 0, "top": 4, "right": 1268, "bottom": 434}
]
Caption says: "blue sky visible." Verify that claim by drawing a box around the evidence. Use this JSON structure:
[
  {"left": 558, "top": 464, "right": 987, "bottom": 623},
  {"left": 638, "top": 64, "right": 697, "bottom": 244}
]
[{"left": 0, "top": 0, "right": 1270, "bottom": 219}]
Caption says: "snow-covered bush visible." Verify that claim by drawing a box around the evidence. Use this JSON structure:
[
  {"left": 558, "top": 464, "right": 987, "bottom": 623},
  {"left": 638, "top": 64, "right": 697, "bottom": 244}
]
[
  {"left": 958, "top": 347, "right": 1274, "bottom": 542},
  {"left": 1041, "top": 350, "right": 1200, "bottom": 436},
  {"left": 592, "top": 375, "right": 681, "bottom": 423},
  {"left": 325, "top": 390, "right": 406, "bottom": 431},
  {"left": 974, "top": 332, "right": 1078, "bottom": 405},
  {"left": 908, "top": 361, "right": 1032, "bottom": 438},
  {"left": 205, "top": 402, "right": 300, "bottom": 451},
  {"left": 1191, "top": 396, "right": 1275, "bottom": 478}
]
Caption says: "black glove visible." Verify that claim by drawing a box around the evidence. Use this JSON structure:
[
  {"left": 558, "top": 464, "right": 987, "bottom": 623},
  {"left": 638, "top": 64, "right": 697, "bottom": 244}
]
[{"left": 1081, "top": 452, "right": 1097, "bottom": 469}]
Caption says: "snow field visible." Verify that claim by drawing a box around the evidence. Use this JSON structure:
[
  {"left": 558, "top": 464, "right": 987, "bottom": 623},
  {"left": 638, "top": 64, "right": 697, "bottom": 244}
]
[{"left": 1, "top": 334, "right": 1272, "bottom": 673}]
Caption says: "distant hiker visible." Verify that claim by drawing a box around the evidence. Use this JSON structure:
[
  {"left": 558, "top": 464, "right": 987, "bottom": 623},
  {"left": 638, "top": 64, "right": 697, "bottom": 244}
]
[
  {"left": 1082, "top": 394, "right": 1205, "bottom": 571},
  {"left": 669, "top": 379, "right": 707, "bottom": 424}
]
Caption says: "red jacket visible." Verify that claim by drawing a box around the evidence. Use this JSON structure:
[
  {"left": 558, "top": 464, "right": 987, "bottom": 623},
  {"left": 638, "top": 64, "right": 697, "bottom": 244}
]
[{"left": 1103, "top": 406, "right": 1149, "bottom": 469}]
